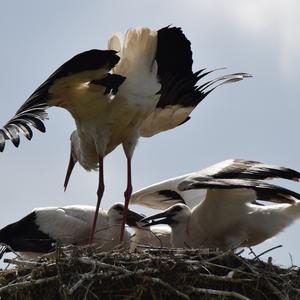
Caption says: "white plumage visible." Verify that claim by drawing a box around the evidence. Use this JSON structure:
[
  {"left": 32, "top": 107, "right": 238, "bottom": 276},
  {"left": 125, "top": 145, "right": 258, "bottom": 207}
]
[
  {"left": 35, "top": 204, "right": 132, "bottom": 249},
  {"left": 144, "top": 191, "right": 300, "bottom": 249},
  {"left": 0, "top": 203, "right": 146, "bottom": 258},
  {"left": 133, "top": 159, "right": 300, "bottom": 249}
]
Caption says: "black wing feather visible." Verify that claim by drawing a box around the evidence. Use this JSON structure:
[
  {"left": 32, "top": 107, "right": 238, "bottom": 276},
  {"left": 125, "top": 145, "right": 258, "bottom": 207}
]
[
  {"left": 0, "top": 212, "right": 55, "bottom": 253},
  {"left": 0, "top": 49, "right": 120, "bottom": 151},
  {"left": 178, "top": 178, "right": 300, "bottom": 204},
  {"left": 210, "top": 159, "right": 300, "bottom": 182},
  {"left": 140, "top": 27, "right": 250, "bottom": 138}
]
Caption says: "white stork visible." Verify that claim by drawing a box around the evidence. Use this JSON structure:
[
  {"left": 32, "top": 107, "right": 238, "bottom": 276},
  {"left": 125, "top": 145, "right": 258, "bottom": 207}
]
[
  {"left": 0, "top": 26, "right": 250, "bottom": 242},
  {"left": 131, "top": 159, "right": 300, "bottom": 249},
  {"left": 0, "top": 203, "right": 144, "bottom": 258}
]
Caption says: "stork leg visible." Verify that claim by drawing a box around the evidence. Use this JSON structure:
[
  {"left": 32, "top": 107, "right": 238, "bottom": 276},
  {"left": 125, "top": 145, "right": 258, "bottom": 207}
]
[
  {"left": 89, "top": 156, "right": 104, "bottom": 244},
  {"left": 119, "top": 156, "right": 133, "bottom": 241}
]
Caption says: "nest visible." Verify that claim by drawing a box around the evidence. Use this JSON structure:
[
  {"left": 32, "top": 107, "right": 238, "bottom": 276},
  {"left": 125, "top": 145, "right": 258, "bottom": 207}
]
[{"left": 0, "top": 245, "right": 299, "bottom": 300}]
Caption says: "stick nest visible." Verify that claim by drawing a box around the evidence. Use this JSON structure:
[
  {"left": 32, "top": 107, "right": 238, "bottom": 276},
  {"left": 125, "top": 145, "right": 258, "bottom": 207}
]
[{"left": 0, "top": 246, "right": 299, "bottom": 300}]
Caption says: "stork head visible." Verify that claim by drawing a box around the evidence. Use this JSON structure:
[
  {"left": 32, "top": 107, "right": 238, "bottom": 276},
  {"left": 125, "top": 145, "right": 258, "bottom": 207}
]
[
  {"left": 108, "top": 203, "right": 147, "bottom": 226},
  {"left": 142, "top": 204, "right": 190, "bottom": 228},
  {"left": 64, "top": 130, "right": 80, "bottom": 191}
]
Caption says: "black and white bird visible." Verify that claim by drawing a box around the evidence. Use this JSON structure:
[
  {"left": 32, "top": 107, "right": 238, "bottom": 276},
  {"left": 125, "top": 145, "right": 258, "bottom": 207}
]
[
  {"left": 131, "top": 159, "right": 300, "bottom": 249},
  {"left": 0, "top": 203, "right": 144, "bottom": 258},
  {"left": 0, "top": 26, "right": 250, "bottom": 242}
]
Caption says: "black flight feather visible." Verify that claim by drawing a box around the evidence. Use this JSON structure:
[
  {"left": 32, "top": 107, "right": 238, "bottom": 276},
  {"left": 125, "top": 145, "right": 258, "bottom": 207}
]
[
  {"left": 0, "top": 49, "right": 120, "bottom": 151},
  {"left": 0, "top": 212, "right": 55, "bottom": 253}
]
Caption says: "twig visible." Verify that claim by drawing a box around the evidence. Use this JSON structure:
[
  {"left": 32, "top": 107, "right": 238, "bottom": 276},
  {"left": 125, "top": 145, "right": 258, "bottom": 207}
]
[
  {"left": 110, "top": 268, "right": 160, "bottom": 282},
  {"left": 263, "top": 278, "right": 288, "bottom": 300},
  {"left": 204, "top": 261, "right": 256, "bottom": 277},
  {"left": 68, "top": 272, "right": 96, "bottom": 295},
  {"left": 55, "top": 244, "right": 70, "bottom": 300},
  {"left": 0, "top": 275, "right": 58, "bottom": 294},
  {"left": 3, "top": 258, "right": 43, "bottom": 268},
  {"left": 186, "top": 285, "right": 251, "bottom": 300},
  {"left": 252, "top": 245, "right": 282, "bottom": 261},
  {"left": 203, "top": 248, "right": 233, "bottom": 263},
  {"left": 194, "top": 273, "right": 254, "bottom": 284},
  {"left": 78, "top": 257, "right": 131, "bottom": 274},
  {"left": 83, "top": 280, "right": 99, "bottom": 300},
  {"left": 235, "top": 248, "right": 245, "bottom": 256},
  {"left": 248, "top": 246, "right": 260, "bottom": 261},
  {"left": 68, "top": 259, "right": 97, "bottom": 295},
  {"left": 142, "top": 276, "right": 190, "bottom": 300},
  {"left": 234, "top": 254, "right": 260, "bottom": 275}
]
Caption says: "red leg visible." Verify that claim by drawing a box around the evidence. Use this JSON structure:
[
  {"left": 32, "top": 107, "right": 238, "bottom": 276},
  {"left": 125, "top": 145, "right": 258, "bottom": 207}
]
[
  {"left": 119, "top": 156, "right": 133, "bottom": 241},
  {"left": 89, "top": 156, "right": 104, "bottom": 244}
]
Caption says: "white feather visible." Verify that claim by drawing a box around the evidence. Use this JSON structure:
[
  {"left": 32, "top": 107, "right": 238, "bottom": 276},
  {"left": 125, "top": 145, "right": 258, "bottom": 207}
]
[{"left": 130, "top": 225, "right": 171, "bottom": 251}]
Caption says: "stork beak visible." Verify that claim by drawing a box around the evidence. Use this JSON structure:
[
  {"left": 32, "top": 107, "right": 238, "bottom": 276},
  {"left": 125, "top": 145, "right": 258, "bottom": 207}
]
[
  {"left": 64, "top": 150, "right": 77, "bottom": 191},
  {"left": 141, "top": 211, "right": 175, "bottom": 227},
  {"left": 126, "top": 209, "right": 147, "bottom": 227}
]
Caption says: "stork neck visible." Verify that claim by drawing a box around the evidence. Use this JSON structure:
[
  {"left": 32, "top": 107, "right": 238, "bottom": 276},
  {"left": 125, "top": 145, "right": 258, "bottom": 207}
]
[{"left": 171, "top": 219, "right": 190, "bottom": 248}]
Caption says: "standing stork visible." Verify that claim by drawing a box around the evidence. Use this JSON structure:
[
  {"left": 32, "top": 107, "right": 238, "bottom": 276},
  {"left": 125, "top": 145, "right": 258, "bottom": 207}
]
[{"left": 0, "top": 26, "right": 250, "bottom": 242}]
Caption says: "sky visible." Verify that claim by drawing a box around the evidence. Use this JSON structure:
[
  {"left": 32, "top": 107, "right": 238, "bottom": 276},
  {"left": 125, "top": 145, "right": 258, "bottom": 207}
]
[{"left": 0, "top": 0, "right": 299, "bottom": 267}]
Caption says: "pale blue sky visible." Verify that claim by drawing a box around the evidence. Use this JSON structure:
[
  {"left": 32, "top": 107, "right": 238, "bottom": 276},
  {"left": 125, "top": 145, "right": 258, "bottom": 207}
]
[{"left": 0, "top": 0, "right": 299, "bottom": 266}]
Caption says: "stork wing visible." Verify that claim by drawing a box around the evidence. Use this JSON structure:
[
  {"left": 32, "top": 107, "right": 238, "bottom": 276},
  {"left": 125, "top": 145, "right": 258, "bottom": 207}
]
[
  {"left": 139, "top": 71, "right": 251, "bottom": 137},
  {"left": 130, "top": 174, "right": 207, "bottom": 210},
  {"left": 0, "top": 211, "right": 55, "bottom": 253},
  {"left": 191, "top": 159, "right": 300, "bottom": 182},
  {"left": 179, "top": 178, "right": 300, "bottom": 204},
  {"left": 0, "top": 49, "right": 120, "bottom": 151},
  {"left": 35, "top": 206, "right": 93, "bottom": 245},
  {"left": 130, "top": 159, "right": 300, "bottom": 210},
  {"left": 138, "top": 26, "right": 251, "bottom": 137}
]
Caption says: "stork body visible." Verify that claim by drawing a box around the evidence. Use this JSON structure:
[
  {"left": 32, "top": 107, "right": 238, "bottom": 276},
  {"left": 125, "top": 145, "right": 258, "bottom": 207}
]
[
  {"left": 144, "top": 192, "right": 300, "bottom": 249},
  {"left": 0, "top": 203, "right": 144, "bottom": 258}
]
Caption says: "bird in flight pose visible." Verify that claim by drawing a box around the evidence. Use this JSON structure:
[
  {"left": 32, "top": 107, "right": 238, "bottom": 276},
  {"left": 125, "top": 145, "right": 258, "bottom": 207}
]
[{"left": 0, "top": 26, "right": 250, "bottom": 242}]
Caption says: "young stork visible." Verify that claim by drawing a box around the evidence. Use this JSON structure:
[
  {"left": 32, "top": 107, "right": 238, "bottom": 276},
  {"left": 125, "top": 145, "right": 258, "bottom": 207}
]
[
  {"left": 0, "top": 26, "right": 250, "bottom": 242},
  {"left": 0, "top": 203, "right": 144, "bottom": 258},
  {"left": 130, "top": 159, "right": 300, "bottom": 249}
]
